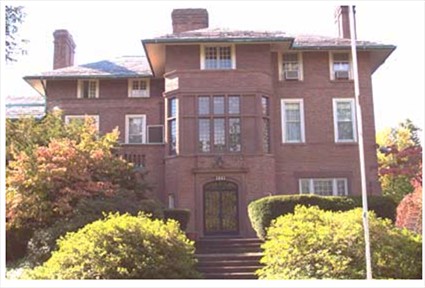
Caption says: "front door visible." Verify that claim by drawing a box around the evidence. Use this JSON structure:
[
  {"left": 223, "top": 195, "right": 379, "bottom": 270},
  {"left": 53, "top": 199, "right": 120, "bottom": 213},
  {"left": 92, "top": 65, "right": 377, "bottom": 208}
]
[{"left": 203, "top": 181, "right": 239, "bottom": 235}]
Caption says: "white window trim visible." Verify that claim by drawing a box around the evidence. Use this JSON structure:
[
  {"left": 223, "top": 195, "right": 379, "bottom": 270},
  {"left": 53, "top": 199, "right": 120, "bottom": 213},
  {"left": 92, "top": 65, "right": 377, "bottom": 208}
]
[
  {"left": 125, "top": 114, "right": 147, "bottom": 144},
  {"left": 167, "top": 97, "right": 179, "bottom": 154},
  {"left": 281, "top": 99, "right": 305, "bottom": 143},
  {"left": 333, "top": 98, "right": 357, "bottom": 143},
  {"left": 128, "top": 78, "right": 150, "bottom": 98},
  {"left": 329, "top": 51, "right": 353, "bottom": 80},
  {"left": 77, "top": 79, "right": 99, "bottom": 99},
  {"left": 278, "top": 52, "right": 304, "bottom": 81},
  {"left": 147, "top": 124, "right": 164, "bottom": 144},
  {"left": 64, "top": 115, "right": 100, "bottom": 131},
  {"left": 298, "top": 178, "right": 348, "bottom": 196},
  {"left": 200, "top": 44, "right": 236, "bottom": 70}
]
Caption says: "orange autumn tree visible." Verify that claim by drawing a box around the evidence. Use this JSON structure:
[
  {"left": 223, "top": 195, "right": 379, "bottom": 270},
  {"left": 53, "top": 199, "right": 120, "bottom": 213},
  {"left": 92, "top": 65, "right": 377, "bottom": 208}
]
[
  {"left": 395, "top": 174, "right": 422, "bottom": 234},
  {"left": 377, "top": 119, "right": 422, "bottom": 203},
  {"left": 6, "top": 113, "right": 143, "bottom": 231},
  {"left": 377, "top": 121, "right": 422, "bottom": 233}
]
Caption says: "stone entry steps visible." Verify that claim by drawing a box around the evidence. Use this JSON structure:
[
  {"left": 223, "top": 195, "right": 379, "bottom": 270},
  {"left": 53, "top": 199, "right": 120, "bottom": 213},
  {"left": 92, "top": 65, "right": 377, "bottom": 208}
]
[{"left": 195, "top": 237, "right": 264, "bottom": 279}]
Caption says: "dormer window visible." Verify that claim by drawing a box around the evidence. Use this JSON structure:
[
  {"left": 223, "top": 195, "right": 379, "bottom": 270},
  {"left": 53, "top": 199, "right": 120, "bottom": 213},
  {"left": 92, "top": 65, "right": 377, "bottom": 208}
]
[
  {"left": 129, "top": 79, "right": 150, "bottom": 97},
  {"left": 77, "top": 80, "right": 99, "bottom": 99},
  {"left": 201, "top": 45, "right": 236, "bottom": 70},
  {"left": 280, "top": 52, "right": 303, "bottom": 81},
  {"left": 330, "top": 52, "right": 352, "bottom": 80}
]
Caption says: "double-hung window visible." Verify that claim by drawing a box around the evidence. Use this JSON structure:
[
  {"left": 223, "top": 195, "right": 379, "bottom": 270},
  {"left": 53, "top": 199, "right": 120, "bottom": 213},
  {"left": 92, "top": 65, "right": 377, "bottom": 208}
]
[
  {"left": 281, "top": 99, "right": 305, "bottom": 143},
  {"left": 129, "top": 79, "right": 149, "bottom": 97},
  {"left": 299, "top": 178, "right": 348, "bottom": 196},
  {"left": 125, "top": 115, "right": 146, "bottom": 144},
  {"left": 201, "top": 45, "right": 235, "bottom": 70},
  {"left": 330, "top": 52, "right": 352, "bottom": 80},
  {"left": 333, "top": 99, "right": 356, "bottom": 142},
  {"left": 198, "top": 95, "right": 241, "bottom": 153},
  {"left": 78, "top": 80, "right": 99, "bottom": 99},
  {"left": 281, "top": 53, "right": 303, "bottom": 81}
]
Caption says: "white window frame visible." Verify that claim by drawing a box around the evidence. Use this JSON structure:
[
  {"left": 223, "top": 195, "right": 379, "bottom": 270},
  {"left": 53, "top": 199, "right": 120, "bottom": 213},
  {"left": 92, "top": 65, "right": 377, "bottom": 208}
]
[
  {"left": 281, "top": 99, "right": 305, "bottom": 143},
  {"left": 299, "top": 178, "right": 348, "bottom": 196},
  {"left": 200, "top": 44, "right": 236, "bottom": 70},
  {"left": 329, "top": 51, "right": 353, "bottom": 80},
  {"left": 125, "top": 114, "right": 147, "bottom": 144},
  {"left": 64, "top": 115, "right": 99, "bottom": 131},
  {"left": 147, "top": 124, "right": 164, "bottom": 144},
  {"left": 333, "top": 98, "right": 357, "bottom": 143},
  {"left": 128, "top": 78, "right": 150, "bottom": 98},
  {"left": 278, "top": 52, "right": 304, "bottom": 81},
  {"left": 77, "top": 79, "right": 99, "bottom": 99},
  {"left": 167, "top": 97, "right": 179, "bottom": 155}
]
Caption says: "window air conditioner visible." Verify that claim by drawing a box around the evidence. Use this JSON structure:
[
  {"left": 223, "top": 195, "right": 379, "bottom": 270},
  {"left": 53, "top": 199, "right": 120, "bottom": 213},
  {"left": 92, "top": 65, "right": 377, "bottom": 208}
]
[
  {"left": 285, "top": 70, "right": 299, "bottom": 80},
  {"left": 335, "top": 70, "right": 349, "bottom": 79}
]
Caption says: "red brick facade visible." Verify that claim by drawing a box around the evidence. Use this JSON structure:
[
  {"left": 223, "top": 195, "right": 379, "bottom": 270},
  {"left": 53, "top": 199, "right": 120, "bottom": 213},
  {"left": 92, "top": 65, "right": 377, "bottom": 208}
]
[{"left": 30, "top": 7, "right": 395, "bottom": 237}]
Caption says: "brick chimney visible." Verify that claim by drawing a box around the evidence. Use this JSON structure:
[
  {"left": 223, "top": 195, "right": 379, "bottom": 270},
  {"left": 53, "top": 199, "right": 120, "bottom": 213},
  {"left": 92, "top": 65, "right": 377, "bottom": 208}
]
[
  {"left": 335, "top": 6, "right": 354, "bottom": 39},
  {"left": 53, "top": 29, "right": 76, "bottom": 69},
  {"left": 172, "top": 9, "right": 209, "bottom": 33}
]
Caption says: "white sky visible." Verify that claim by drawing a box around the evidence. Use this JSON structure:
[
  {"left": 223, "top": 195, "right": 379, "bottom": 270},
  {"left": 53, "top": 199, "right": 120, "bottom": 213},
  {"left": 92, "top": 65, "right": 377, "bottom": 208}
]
[{"left": 3, "top": 0, "right": 425, "bottom": 136}]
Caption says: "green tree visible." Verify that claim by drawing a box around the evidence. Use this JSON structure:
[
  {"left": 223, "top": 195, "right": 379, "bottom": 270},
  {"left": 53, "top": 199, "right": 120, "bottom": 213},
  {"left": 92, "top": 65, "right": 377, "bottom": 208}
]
[
  {"left": 6, "top": 110, "right": 69, "bottom": 163},
  {"left": 5, "top": 5, "right": 27, "bottom": 62},
  {"left": 6, "top": 112, "right": 150, "bottom": 231},
  {"left": 376, "top": 119, "right": 422, "bottom": 203}
]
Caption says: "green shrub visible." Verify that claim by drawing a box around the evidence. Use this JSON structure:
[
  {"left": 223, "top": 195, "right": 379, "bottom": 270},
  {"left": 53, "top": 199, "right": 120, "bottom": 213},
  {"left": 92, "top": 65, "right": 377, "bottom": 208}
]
[
  {"left": 23, "top": 213, "right": 200, "bottom": 279},
  {"left": 163, "top": 209, "right": 190, "bottom": 231},
  {"left": 352, "top": 196, "right": 397, "bottom": 222},
  {"left": 248, "top": 195, "right": 396, "bottom": 239},
  {"left": 26, "top": 190, "right": 164, "bottom": 266},
  {"left": 258, "top": 205, "right": 422, "bottom": 279}
]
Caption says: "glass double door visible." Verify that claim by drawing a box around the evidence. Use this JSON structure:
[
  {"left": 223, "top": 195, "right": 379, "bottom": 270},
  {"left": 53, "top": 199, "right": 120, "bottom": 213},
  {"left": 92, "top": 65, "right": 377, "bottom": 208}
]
[{"left": 203, "top": 181, "right": 239, "bottom": 235}]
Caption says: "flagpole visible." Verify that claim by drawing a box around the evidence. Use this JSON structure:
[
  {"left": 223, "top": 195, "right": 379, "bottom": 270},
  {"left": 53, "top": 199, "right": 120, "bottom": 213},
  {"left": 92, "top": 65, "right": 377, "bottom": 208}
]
[{"left": 349, "top": 5, "right": 373, "bottom": 280}]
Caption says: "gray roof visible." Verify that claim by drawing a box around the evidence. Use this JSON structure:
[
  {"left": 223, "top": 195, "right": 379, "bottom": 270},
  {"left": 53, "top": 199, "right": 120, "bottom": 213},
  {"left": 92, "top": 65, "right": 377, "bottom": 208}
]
[
  {"left": 147, "top": 28, "right": 291, "bottom": 42},
  {"left": 143, "top": 27, "right": 395, "bottom": 49},
  {"left": 24, "top": 56, "right": 152, "bottom": 80},
  {"left": 292, "top": 34, "right": 394, "bottom": 50}
]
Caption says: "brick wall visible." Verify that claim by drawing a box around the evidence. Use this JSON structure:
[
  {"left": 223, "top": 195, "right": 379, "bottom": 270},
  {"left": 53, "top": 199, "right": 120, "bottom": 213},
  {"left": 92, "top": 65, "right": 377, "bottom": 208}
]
[
  {"left": 272, "top": 50, "right": 380, "bottom": 195},
  {"left": 46, "top": 40, "right": 382, "bottom": 237},
  {"left": 172, "top": 9, "right": 209, "bottom": 34}
]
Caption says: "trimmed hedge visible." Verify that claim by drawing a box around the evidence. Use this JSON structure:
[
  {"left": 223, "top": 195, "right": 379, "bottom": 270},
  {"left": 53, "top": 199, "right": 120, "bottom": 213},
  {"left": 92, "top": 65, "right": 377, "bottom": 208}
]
[
  {"left": 163, "top": 209, "right": 190, "bottom": 231},
  {"left": 23, "top": 213, "right": 200, "bottom": 279},
  {"left": 248, "top": 195, "right": 397, "bottom": 239},
  {"left": 258, "top": 205, "right": 422, "bottom": 279}
]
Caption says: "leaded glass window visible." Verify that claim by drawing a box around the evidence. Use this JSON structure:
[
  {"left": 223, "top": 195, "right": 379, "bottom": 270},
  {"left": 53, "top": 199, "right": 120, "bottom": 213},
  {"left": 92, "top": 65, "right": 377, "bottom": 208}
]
[{"left": 197, "top": 95, "right": 241, "bottom": 153}]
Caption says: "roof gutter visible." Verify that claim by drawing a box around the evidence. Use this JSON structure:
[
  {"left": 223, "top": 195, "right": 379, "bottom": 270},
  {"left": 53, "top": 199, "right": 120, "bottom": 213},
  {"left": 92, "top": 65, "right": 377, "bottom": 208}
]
[
  {"left": 142, "top": 37, "right": 294, "bottom": 45},
  {"left": 291, "top": 44, "right": 396, "bottom": 50},
  {"left": 23, "top": 74, "right": 152, "bottom": 81}
]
